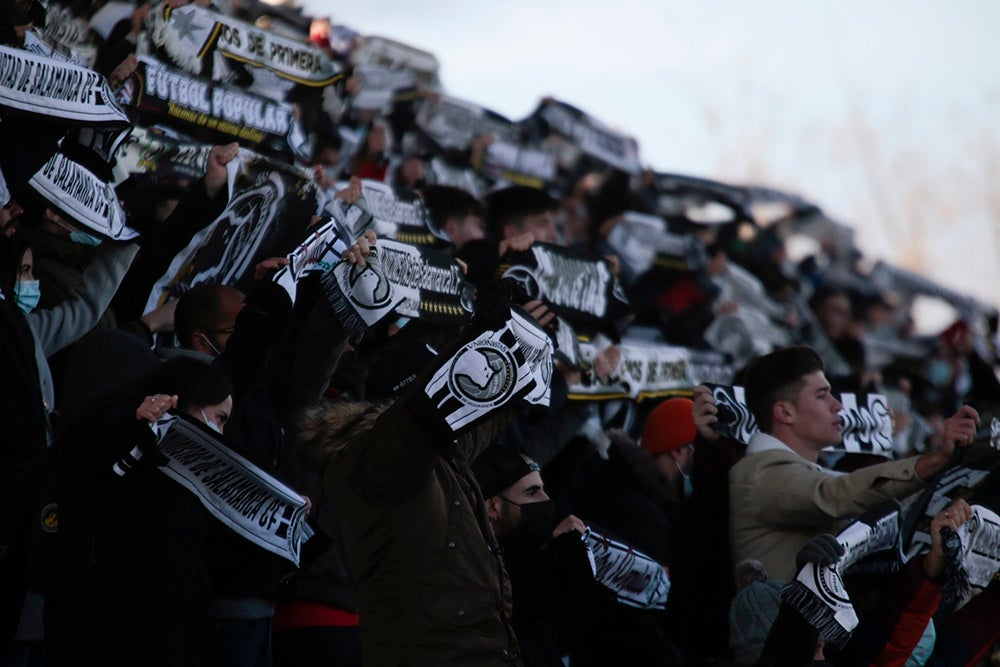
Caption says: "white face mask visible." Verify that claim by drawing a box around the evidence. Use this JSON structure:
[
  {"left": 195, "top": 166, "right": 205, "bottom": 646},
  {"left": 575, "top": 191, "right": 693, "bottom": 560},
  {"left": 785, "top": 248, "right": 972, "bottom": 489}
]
[
  {"left": 200, "top": 333, "right": 223, "bottom": 358},
  {"left": 200, "top": 408, "right": 223, "bottom": 434}
]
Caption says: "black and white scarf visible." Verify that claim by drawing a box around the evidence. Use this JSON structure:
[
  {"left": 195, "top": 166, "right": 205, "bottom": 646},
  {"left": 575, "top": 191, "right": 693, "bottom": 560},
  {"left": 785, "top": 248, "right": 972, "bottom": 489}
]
[
  {"left": 783, "top": 501, "right": 903, "bottom": 647},
  {"left": 377, "top": 239, "right": 474, "bottom": 325},
  {"left": 869, "top": 260, "right": 989, "bottom": 322},
  {"left": 535, "top": 98, "right": 641, "bottom": 174},
  {"left": 580, "top": 526, "right": 671, "bottom": 610},
  {"left": 905, "top": 465, "right": 1000, "bottom": 599},
  {"left": 350, "top": 63, "right": 417, "bottom": 113},
  {"left": 423, "top": 307, "right": 552, "bottom": 433},
  {"left": 586, "top": 340, "right": 692, "bottom": 402},
  {"left": 123, "top": 57, "right": 308, "bottom": 159},
  {"left": 703, "top": 383, "right": 759, "bottom": 444},
  {"left": 604, "top": 212, "right": 707, "bottom": 283},
  {"left": 498, "top": 243, "right": 632, "bottom": 335},
  {"left": 350, "top": 35, "right": 440, "bottom": 87},
  {"left": 687, "top": 348, "right": 735, "bottom": 386},
  {"left": 427, "top": 156, "right": 487, "bottom": 198},
  {"left": 653, "top": 171, "right": 753, "bottom": 224},
  {"left": 40, "top": 4, "right": 98, "bottom": 68},
  {"left": 552, "top": 316, "right": 581, "bottom": 370},
  {"left": 567, "top": 341, "right": 733, "bottom": 402},
  {"left": 702, "top": 383, "right": 894, "bottom": 455},
  {"left": 318, "top": 238, "right": 474, "bottom": 339},
  {"left": 320, "top": 244, "right": 402, "bottom": 343},
  {"left": 480, "top": 140, "right": 557, "bottom": 189},
  {"left": 113, "top": 126, "right": 212, "bottom": 184},
  {"left": 145, "top": 152, "right": 317, "bottom": 312},
  {"left": 272, "top": 218, "right": 348, "bottom": 303},
  {"left": 148, "top": 414, "right": 311, "bottom": 565},
  {"left": 22, "top": 29, "right": 88, "bottom": 67},
  {"left": 939, "top": 505, "right": 1000, "bottom": 603},
  {"left": 325, "top": 178, "right": 437, "bottom": 245},
  {"left": 147, "top": 3, "right": 341, "bottom": 90},
  {"left": 0, "top": 46, "right": 129, "bottom": 127},
  {"left": 415, "top": 94, "right": 518, "bottom": 151},
  {"left": 703, "top": 310, "right": 793, "bottom": 372},
  {"left": 28, "top": 152, "right": 137, "bottom": 241}
]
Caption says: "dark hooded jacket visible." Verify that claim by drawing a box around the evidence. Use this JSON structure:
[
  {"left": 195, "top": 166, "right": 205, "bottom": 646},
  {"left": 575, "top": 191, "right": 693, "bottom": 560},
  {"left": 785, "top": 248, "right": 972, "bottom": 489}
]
[{"left": 295, "top": 393, "right": 523, "bottom": 666}]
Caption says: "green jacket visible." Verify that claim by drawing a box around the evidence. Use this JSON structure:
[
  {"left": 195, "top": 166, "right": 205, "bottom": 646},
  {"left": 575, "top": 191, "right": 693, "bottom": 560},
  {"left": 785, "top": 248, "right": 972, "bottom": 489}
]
[{"left": 298, "top": 393, "right": 523, "bottom": 666}]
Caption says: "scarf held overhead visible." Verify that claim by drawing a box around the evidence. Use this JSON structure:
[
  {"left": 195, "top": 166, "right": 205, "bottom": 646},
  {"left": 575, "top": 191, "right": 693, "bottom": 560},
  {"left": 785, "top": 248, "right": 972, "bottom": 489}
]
[
  {"left": 148, "top": 2, "right": 341, "bottom": 88},
  {"left": 536, "top": 99, "right": 641, "bottom": 174},
  {"left": 272, "top": 218, "right": 348, "bottom": 303},
  {"left": 423, "top": 307, "right": 553, "bottom": 433},
  {"left": 145, "top": 152, "right": 316, "bottom": 312},
  {"left": 704, "top": 383, "right": 893, "bottom": 454},
  {"left": 123, "top": 57, "right": 307, "bottom": 157},
  {"left": 326, "top": 178, "right": 436, "bottom": 245},
  {"left": 377, "top": 239, "right": 474, "bottom": 325},
  {"left": 499, "top": 242, "right": 632, "bottom": 333},
  {"left": 28, "top": 152, "right": 136, "bottom": 241},
  {"left": 0, "top": 46, "right": 129, "bottom": 127}
]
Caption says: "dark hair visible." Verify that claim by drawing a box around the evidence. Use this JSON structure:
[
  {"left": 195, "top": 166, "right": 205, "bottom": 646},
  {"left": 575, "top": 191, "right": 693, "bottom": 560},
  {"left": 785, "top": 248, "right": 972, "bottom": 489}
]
[
  {"left": 471, "top": 445, "right": 534, "bottom": 498},
  {"left": 311, "top": 118, "right": 343, "bottom": 159},
  {"left": 422, "top": 185, "right": 484, "bottom": 236},
  {"left": 0, "top": 232, "right": 28, "bottom": 296},
  {"left": 174, "top": 284, "right": 227, "bottom": 348},
  {"left": 483, "top": 185, "right": 557, "bottom": 240},
  {"left": 808, "top": 285, "right": 849, "bottom": 314},
  {"left": 743, "top": 346, "right": 825, "bottom": 432},
  {"left": 139, "top": 357, "right": 233, "bottom": 413},
  {"left": 833, "top": 336, "right": 866, "bottom": 371}
]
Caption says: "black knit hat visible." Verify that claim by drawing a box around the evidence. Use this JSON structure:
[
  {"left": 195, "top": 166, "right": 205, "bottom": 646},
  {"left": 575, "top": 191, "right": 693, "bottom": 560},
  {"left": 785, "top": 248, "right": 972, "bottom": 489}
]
[{"left": 471, "top": 446, "right": 538, "bottom": 498}]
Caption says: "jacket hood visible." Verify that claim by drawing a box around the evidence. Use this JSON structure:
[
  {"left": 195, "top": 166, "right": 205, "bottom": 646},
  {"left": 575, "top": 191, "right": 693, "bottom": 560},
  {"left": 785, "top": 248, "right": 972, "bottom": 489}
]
[
  {"left": 293, "top": 399, "right": 391, "bottom": 470},
  {"left": 606, "top": 428, "right": 676, "bottom": 506}
]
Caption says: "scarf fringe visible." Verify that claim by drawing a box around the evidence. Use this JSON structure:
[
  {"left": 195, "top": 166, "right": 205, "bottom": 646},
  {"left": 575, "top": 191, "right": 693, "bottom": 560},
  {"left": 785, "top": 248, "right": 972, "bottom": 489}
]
[
  {"left": 782, "top": 580, "right": 853, "bottom": 648},
  {"left": 162, "top": 29, "right": 206, "bottom": 75},
  {"left": 320, "top": 266, "right": 369, "bottom": 345},
  {"left": 941, "top": 526, "right": 971, "bottom": 605}
]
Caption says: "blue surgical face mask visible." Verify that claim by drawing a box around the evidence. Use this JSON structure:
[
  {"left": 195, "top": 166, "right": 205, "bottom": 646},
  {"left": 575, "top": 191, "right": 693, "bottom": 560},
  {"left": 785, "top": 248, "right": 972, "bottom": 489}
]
[
  {"left": 926, "top": 359, "right": 951, "bottom": 387},
  {"left": 675, "top": 459, "right": 694, "bottom": 499},
  {"left": 68, "top": 229, "right": 102, "bottom": 247},
  {"left": 52, "top": 216, "right": 103, "bottom": 246},
  {"left": 14, "top": 279, "right": 40, "bottom": 314}
]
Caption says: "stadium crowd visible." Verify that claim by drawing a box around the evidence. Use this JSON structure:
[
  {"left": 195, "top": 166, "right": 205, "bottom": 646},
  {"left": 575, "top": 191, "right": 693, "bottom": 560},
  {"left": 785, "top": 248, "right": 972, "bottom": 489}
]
[{"left": 1, "top": 1, "right": 999, "bottom": 666}]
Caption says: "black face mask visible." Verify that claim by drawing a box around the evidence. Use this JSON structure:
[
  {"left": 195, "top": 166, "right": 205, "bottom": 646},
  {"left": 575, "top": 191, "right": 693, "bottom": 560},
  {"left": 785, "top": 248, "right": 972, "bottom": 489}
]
[{"left": 501, "top": 497, "right": 556, "bottom": 549}]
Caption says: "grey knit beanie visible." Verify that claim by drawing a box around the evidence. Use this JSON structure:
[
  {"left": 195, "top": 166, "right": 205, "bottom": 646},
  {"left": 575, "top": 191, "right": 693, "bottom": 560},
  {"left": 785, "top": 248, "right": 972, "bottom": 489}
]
[{"left": 728, "top": 578, "right": 784, "bottom": 665}]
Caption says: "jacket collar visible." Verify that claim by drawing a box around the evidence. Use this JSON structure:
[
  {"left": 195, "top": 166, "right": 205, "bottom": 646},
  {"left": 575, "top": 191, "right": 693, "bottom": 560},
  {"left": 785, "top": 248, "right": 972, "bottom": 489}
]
[{"left": 746, "top": 431, "right": 798, "bottom": 457}]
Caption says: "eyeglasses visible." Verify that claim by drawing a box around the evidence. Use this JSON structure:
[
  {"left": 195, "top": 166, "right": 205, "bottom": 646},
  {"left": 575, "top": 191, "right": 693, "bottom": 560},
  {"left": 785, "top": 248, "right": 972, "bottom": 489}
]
[{"left": 205, "top": 327, "right": 236, "bottom": 335}]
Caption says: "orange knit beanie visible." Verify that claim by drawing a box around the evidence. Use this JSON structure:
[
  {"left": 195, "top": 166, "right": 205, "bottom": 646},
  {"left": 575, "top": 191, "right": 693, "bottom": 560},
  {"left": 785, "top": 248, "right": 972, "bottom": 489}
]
[{"left": 640, "top": 397, "right": 697, "bottom": 455}]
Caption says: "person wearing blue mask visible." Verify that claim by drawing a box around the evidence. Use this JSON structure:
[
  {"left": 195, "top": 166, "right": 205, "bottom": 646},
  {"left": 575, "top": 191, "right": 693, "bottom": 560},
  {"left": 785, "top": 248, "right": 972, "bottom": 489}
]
[
  {"left": 16, "top": 206, "right": 116, "bottom": 330},
  {"left": 639, "top": 397, "right": 698, "bottom": 502},
  {"left": 12, "top": 246, "right": 40, "bottom": 315},
  {"left": 0, "top": 209, "right": 139, "bottom": 651}
]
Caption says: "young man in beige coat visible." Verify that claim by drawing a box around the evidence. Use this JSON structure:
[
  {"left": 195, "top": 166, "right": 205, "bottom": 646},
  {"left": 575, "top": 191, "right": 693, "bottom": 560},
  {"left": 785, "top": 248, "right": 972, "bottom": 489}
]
[{"left": 692, "top": 346, "right": 979, "bottom": 582}]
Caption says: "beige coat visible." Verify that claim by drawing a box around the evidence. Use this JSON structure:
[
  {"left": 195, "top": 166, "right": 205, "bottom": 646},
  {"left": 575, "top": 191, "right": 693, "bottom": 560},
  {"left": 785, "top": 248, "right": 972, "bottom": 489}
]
[{"left": 729, "top": 433, "right": 926, "bottom": 582}]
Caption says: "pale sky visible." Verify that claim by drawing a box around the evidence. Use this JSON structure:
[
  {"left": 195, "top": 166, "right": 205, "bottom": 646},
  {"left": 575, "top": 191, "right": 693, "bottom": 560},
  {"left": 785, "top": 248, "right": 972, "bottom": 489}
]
[{"left": 302, "top": 0, "right": 1000, "bottom": 331}]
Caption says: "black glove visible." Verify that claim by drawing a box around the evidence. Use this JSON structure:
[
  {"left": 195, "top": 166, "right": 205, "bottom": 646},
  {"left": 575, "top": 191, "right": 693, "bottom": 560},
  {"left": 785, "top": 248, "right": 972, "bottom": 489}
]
[
  {"left": 471, "top": 278, "right": 529, "bottom": 331},
  {"left": 795, "top": 534, "right": 845, "bottom": 571}
]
